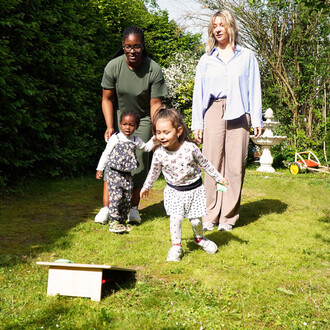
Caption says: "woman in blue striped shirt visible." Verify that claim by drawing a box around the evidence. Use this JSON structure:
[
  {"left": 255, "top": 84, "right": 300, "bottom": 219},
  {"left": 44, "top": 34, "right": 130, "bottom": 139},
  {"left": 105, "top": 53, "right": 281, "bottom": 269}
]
[{"left": 191, "top": 9, "right": 263, "bottom": 232}]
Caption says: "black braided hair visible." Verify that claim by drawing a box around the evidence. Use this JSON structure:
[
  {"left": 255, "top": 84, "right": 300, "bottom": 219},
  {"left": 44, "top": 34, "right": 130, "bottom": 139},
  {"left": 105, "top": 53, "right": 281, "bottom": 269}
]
[
  {"left": 120, "top": 110, "right": 141, "bottom": 129},
  {"left": 111, "top": 25, "right": 147, "bottom": 60}
]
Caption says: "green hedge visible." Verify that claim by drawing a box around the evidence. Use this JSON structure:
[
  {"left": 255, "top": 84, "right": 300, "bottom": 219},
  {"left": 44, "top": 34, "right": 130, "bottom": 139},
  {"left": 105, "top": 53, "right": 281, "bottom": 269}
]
[{"left": 0, "top": 0, "right": 201, "bottom": 187}]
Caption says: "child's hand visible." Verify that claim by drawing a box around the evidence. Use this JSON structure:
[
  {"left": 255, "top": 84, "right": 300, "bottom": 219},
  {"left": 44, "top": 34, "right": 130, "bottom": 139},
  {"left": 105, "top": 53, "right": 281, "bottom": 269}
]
[
  {"left": 140, "top": 188, "right": 149, "bottom": 198},
  {"left": 220, "top": 177, "right": 228, "bottom": 186},
  {"left": 152, "top": 136, "right": 161, "bottom": 150},
  {"left": 96, "top": 170, "right": 103, "bottom": 180}
]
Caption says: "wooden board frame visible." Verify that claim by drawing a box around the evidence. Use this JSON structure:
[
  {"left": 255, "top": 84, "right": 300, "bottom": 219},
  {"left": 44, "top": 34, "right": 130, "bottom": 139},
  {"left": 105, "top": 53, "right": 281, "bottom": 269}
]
[{"left": 37, "top": 262, "right": 136, "bottom": 301}]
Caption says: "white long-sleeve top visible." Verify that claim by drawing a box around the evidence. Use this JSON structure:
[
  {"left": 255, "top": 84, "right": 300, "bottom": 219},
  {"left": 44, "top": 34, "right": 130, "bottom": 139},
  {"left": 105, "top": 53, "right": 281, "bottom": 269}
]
[
  {"left": 96, "top": 132, "right": 154, "bottom": 171},
  {"left": 143, "top": 141, "right": 223, "bottom": 190}
]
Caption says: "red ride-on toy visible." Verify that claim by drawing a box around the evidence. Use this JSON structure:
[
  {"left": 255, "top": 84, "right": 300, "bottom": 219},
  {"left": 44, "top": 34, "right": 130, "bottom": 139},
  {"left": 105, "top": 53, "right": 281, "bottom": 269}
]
[{"left": 289, "top": 150, "right": 330, "bottom": 175}]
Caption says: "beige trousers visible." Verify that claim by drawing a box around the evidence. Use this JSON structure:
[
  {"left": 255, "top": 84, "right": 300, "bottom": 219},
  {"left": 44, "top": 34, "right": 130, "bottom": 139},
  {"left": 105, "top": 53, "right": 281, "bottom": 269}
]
[{"left": 202, "top": 99, "right": 250, "bottom": 225}]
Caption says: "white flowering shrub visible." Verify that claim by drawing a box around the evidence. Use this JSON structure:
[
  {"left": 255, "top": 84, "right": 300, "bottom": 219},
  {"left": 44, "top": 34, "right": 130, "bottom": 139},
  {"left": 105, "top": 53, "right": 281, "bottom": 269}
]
[{"left": 162, "top": 52, "right": 199, "bottom": 129}]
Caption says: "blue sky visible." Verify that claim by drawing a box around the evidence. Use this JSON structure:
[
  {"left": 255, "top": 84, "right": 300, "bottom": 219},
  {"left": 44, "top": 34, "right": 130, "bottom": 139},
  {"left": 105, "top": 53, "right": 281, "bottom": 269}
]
[{"left": 156, "top": 0, "right": 210, "bottom": 42}]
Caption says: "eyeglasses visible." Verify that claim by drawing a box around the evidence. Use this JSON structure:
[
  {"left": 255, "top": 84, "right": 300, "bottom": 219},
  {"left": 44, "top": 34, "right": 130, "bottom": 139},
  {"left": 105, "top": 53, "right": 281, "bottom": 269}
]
[{"left": 123, "top": 45, "right": 142, "bottom": 52}]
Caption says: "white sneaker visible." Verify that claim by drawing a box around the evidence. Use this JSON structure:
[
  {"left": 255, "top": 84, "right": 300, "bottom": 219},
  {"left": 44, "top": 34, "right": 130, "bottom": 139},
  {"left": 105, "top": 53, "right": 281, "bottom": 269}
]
[
  {"left": 203, "top": 222, "right": 215, "bottom": 231},
  {"left": 94, "top": 206, "right": 109, "bottom": 225},
  {"left": 166, "top": 245, "right": 183, "bottom": 262},
  {"left": 218, "top": 224, "right": 233, "bottom": 232},
  {"left": 127, "top": 206, "right": 141, "bottom": 224},
  {"left": 194, "top": 236, "right": 218, "bottom": 254}
]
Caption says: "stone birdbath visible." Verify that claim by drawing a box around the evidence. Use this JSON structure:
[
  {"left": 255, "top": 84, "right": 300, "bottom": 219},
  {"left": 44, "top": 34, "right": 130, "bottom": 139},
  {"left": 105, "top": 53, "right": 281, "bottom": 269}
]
[{"left": 251, "top": 108, "right": 286, "bottom": 173}]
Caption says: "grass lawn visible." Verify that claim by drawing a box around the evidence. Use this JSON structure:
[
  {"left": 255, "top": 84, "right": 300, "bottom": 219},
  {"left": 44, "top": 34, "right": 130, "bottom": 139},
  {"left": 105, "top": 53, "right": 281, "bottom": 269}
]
[{"left": 0, "top": 169, "right": 329, "bottom": 329}]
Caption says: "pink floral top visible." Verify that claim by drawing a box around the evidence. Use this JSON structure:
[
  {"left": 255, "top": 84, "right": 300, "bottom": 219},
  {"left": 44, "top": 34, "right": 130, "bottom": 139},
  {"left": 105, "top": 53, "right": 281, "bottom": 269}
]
[{"left": 143, "top": 141, "right": 223, "bottom": 190}]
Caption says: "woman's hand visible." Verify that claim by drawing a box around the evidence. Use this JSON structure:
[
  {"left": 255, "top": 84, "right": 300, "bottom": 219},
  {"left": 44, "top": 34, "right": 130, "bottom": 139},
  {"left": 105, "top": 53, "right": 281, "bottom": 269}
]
[
  {"left": 254, "top": 127, "right": 263, "bottom": 138},
  {"left": 193, "top": 129, "right": 203, "bottom": 144},
  {"left": 140, "top": 188, "right": 149, "bottom": 198},
  {"left": 96, "top": 170, "right": 103, "bottom": 180},
  {"left": 104, "top": 127, "right": 115, "bottom": 142},
  {"left": 102, "top": 88, "right": 115, "bottom": 142}
]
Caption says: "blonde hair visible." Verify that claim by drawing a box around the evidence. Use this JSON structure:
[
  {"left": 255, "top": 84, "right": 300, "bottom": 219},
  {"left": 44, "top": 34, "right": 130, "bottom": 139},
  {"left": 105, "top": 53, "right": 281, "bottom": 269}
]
[{"left": 205, "top": 10, "right": 239, "bottom": 54}]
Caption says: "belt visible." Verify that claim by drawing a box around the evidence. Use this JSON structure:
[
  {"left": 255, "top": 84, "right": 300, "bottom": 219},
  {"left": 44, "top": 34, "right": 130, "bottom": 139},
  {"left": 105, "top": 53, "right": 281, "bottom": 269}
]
[
  {"left": 109, "top": 167, "right": 132, "bottom": 176},
  {"left": 167, "top": 177, "right": 203, "bottom": 191}
]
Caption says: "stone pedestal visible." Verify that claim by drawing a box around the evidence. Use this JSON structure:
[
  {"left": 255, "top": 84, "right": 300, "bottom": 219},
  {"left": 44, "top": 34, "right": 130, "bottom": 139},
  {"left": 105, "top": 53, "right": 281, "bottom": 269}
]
[
  {"left": 251, "top": 108, "right": 286, "bottom": 173},
  {"left": 257, "top": 145, "right": 275, "bottom": 173}
]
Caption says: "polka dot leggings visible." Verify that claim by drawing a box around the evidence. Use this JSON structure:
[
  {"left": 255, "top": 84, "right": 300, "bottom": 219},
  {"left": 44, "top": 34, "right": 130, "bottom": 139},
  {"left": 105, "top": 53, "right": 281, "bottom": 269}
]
[{"left": 170, "top": 214, "right": 203, "bottom": 245}]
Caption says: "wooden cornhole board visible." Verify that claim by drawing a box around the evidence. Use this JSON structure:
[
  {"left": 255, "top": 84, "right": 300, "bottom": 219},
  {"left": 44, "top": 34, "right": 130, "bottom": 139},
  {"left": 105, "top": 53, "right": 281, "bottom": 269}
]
[{"left": 37, "top": 262, "right": 136, "bottom": 301}]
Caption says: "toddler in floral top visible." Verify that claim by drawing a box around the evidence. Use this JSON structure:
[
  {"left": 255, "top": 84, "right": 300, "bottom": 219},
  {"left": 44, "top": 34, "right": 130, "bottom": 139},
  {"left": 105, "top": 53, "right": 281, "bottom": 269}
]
[{"left": 140, "top": 107, "right": 228, "bottom": 261}]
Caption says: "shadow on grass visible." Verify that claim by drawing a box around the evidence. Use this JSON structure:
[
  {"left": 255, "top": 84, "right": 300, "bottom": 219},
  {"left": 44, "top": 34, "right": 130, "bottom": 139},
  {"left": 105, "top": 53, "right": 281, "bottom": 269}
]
[
  {"left": 315, "top": 214, "right": 330, "bottom": 244},
  {"left": 0, "top": 176, "right": 164, "bottom": 268},
  {"left": 8, "top": 302, "right": 74, "bottom": 329},
  {"left": 317, "top": 214, "right": 329, "bottom": 224},
  {"left": 0, "top": 176, "right": 102, "bottom": 267},
  {"left": 5, "top": 270, "right": 136, "bottom": 328},
  {"left": 139, "top": 201, "right": 166, "bottom": 222},
  {"left": 102, "top": 269, "right": 137, "bottom": 299},
  {"left": 185, "top": 198, "right": 287, "bottom": 253},
  {"left": 237, "top": 198, "right": 288, "bottom": 228},
  {"left": 186, "top": 231, "right": 248, "bottom": 254}
]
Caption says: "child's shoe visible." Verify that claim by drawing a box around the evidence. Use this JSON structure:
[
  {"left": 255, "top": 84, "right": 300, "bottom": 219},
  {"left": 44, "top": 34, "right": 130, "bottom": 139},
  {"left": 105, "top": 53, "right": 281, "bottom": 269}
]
[
  {"left": 194, "top": 236, "right": 218, "bottom": 254},
  {"left": 94, "top": 206, "right": 109, "bottom": 225},
  {"left": 127, "top": 206, "right": 141, "bottom": 224},
  {"left": 109, "top": 220, "right": 126, "bottom": 233},
  {"left": 166, "top": 245, "right": 183, "bottom": 262},
  {"left": 126, "top": 223, "right": 133, "bottom": 232}
]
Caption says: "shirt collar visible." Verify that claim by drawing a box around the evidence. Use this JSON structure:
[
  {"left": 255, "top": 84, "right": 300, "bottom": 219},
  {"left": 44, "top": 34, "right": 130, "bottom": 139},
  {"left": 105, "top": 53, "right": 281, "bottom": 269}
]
[{"left": 210, "top": 44, "right": 242, "bottom": 56}]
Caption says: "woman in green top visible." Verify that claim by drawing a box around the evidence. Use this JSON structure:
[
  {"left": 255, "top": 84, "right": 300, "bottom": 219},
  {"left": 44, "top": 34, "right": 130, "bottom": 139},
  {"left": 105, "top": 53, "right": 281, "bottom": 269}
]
[{"left": 95, "top": 26, "right": 167, "bottom": 225}]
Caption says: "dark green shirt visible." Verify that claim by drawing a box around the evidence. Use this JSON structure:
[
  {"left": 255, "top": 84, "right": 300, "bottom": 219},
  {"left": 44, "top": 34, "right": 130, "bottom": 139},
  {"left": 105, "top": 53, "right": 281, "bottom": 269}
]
[{"left": 101, "top": 55, "right": 167, "bottom": 118}]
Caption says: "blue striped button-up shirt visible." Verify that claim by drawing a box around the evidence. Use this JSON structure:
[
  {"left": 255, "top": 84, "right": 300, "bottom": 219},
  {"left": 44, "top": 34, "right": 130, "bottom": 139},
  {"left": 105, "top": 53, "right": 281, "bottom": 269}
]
[{"left": 191, "top": 45, "right": 263, "bottom": 130}]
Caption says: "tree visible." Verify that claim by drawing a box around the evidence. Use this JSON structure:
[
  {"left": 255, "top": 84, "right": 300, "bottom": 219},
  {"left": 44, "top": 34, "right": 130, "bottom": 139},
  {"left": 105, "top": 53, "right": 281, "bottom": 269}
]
[
  {"left": 0, "top": 0, "right": 202, "bottom": 187},
  {"left": 92, "top": 0, "right": 201, "bottom": 67}
]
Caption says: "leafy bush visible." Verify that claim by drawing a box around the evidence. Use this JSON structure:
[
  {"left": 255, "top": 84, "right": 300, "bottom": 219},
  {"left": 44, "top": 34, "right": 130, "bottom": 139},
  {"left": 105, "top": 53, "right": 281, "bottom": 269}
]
[
  {"left": 0, "top": 0, "right": 202, "bottom": 188},
  {"left": 162, "top": 52, "right": 199, "bottom": 129},
  {"left": 0, "top": 0, "right": 105, "bottom": 186}
]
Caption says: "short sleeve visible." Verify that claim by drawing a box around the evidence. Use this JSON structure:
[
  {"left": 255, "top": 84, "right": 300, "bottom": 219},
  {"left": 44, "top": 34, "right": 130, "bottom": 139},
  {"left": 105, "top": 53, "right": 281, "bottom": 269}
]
[
  {"left": 101, "top": 60, "right": 117, "bottom": 90},
  {"left": 150, "top": 61, "right": 167, "bottom": 98}
]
